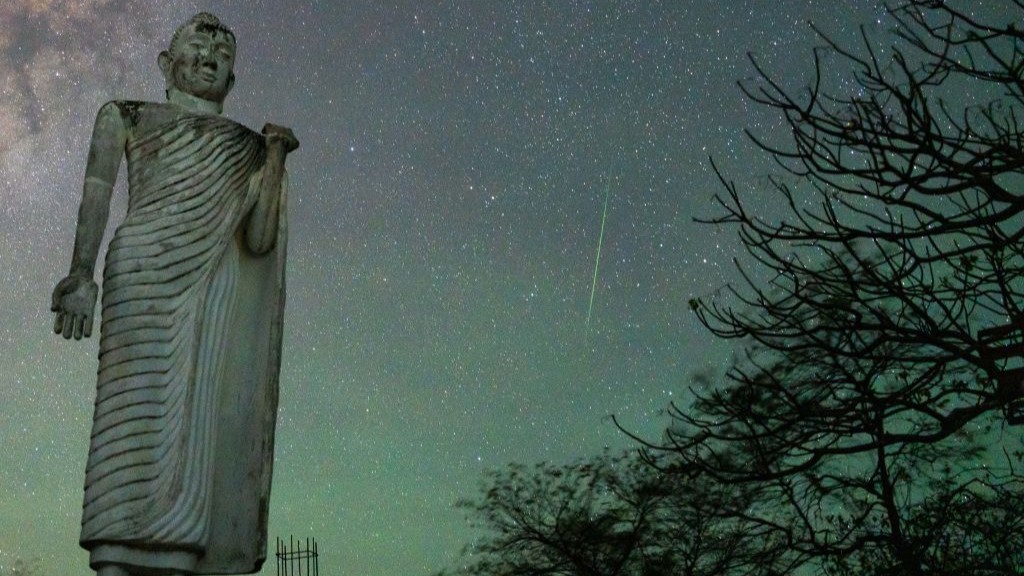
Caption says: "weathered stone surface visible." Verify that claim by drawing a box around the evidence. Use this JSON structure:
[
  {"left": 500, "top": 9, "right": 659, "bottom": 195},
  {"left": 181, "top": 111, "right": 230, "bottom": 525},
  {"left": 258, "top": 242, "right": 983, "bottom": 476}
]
[{"left": 50, "top": 12, "right": 298, "bottom": 576}]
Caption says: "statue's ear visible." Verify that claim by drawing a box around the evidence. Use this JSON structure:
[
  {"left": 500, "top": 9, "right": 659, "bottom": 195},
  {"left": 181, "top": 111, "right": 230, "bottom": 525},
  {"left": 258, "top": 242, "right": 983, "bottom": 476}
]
[
  {"left": 158, "top": 51, "right": 173, "bottom": 84},
  {"left": 227, "top": 72, "right": 235, "bottom": 94}
]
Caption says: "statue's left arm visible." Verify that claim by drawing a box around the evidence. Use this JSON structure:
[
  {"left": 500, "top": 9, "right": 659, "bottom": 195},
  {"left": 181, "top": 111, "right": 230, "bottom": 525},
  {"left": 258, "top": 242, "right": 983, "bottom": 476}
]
[{"left": 245, "top": 123, "right": 299, "bottom": 254}]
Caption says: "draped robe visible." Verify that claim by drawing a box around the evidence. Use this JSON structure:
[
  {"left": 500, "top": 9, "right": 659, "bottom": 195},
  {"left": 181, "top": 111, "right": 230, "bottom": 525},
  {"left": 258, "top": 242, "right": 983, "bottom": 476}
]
[{"left": 80, "top": 106, "right": 287, "bottom": 574}]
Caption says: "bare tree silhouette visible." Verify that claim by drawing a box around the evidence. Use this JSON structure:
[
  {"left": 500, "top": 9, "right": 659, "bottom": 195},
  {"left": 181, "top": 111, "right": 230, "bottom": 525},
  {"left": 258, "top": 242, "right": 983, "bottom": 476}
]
[
  {"left": 627, "top": 1, "right": 1024, "bottom": 573},
  {"left": 441, "top": 2, "right": 1024, "bottom": 574}
]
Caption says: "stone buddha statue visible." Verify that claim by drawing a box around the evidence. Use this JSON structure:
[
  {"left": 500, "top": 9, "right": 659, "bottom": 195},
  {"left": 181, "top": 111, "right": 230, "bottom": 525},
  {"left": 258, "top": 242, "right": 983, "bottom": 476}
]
[{"left": 50, "top": 12, "right": 298, "bottom": 576}]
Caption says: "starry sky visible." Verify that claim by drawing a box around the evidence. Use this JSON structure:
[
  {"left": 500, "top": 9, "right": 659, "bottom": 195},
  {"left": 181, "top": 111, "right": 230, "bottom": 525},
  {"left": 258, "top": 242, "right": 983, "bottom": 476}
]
[{"left": 1, "top": 1, "right": 1004, "bottom": 575}]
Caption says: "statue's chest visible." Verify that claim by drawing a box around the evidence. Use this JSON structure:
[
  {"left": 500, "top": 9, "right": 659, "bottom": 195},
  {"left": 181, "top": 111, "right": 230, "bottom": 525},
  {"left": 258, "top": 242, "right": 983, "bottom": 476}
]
[{"left": 122, "top": 113, "right": 264, "bottom": 217}]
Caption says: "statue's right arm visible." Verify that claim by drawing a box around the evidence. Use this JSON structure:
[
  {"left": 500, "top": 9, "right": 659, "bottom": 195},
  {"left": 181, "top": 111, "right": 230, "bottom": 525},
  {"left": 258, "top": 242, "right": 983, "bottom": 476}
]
[{"left": 51, "top": 102, "right": 128, "bottom": 340}]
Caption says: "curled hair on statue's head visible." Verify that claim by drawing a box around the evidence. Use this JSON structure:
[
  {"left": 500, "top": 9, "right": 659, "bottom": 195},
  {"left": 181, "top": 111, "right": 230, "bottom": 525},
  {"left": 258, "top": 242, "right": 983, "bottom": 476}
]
[{"left": 168, "top": 12, "right": 236, "bottom": 56}]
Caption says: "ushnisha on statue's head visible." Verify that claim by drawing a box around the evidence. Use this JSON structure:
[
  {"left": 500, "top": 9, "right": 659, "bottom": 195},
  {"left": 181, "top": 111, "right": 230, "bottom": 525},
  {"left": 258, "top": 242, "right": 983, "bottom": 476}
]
[{"left": 158, "top": 12, "right": 237, "bottom": 112}]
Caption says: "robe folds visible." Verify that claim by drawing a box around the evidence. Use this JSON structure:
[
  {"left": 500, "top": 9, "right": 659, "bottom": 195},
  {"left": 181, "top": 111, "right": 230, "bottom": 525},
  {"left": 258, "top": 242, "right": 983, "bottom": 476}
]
[{"left": 80, "top": 110, "right": 288, "bottom": 574}]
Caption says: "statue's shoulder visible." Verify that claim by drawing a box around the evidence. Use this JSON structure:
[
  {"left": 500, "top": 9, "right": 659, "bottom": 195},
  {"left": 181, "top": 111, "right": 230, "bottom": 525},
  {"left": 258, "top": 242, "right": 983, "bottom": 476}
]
[
  {"left": 95, "top": 100, "right": 155, "bottom": 130},
  {"left": 92, "top": 100, "right": 170, "bottom": 141}
]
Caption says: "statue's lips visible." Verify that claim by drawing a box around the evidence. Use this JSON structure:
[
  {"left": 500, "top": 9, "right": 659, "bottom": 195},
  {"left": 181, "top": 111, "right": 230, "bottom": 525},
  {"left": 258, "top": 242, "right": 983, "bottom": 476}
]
[{"left": 196, "top": 68, "right": 218, "bottom": 82}]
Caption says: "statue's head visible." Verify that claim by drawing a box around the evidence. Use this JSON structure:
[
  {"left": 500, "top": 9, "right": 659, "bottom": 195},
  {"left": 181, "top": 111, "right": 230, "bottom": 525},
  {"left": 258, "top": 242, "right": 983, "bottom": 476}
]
[{"left": 158, "top": 13, "right": 236, "bottom": 104}]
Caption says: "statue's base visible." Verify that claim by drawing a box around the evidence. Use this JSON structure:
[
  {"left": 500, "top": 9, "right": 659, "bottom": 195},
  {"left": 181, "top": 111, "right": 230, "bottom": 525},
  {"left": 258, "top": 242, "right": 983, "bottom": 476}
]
[{"left": 90, "top": 543, "right": 198, "bottom": 575}]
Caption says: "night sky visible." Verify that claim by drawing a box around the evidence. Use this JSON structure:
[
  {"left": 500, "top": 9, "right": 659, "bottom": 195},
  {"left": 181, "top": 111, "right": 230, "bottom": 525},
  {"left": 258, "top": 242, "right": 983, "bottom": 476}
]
[{"left": 0, "top": 1, "right": 997, "bottom": 575}]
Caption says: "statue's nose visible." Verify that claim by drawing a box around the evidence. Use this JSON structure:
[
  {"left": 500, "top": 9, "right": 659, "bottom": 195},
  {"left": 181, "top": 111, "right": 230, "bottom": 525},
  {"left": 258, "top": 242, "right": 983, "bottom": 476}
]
[{"left": 197, "top": 46, "right": 215, "bottom": 64}]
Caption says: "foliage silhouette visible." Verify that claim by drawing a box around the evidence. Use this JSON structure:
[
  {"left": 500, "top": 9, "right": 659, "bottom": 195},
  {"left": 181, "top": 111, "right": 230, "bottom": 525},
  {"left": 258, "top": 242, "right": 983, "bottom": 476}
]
[{"left": 437, "top": 452, "right": 783, "bottom": 576}]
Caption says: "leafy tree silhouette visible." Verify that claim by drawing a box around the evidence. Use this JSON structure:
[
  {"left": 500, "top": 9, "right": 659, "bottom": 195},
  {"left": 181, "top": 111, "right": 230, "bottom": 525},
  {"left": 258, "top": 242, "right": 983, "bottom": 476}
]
[{"left": 437, "top": 451, "right": 782, "bottom": 576}]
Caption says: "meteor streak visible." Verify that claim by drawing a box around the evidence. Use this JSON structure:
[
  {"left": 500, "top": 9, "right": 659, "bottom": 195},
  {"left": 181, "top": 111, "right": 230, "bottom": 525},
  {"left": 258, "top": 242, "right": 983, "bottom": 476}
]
[{"left": 586, "top": 178, "right": 611, "bottom": 326}]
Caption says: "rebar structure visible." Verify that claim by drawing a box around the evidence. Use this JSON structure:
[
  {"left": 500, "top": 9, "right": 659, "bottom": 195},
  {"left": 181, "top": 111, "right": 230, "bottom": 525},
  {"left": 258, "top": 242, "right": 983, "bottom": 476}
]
[{"left": 276, "top": 536, "right": 319, "bottom": 576}]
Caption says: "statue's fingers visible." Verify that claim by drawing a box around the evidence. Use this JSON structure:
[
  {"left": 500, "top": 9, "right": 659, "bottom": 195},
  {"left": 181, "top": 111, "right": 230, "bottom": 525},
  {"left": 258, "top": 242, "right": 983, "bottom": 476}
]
[
  {"left": 62, "top": 314, "right": 75, "bottom": 339},
  {"left": 84, "top": 313, "right": 94, "bottom": 339},
  {"left": 54, "top": 312, "right": 65, "bottom": 334},
  {"left": 284, "top": 132, "right": 299, "bottom": 152},
  {"left": 73, "top": 316, "right": 84, "bottom": 340}
]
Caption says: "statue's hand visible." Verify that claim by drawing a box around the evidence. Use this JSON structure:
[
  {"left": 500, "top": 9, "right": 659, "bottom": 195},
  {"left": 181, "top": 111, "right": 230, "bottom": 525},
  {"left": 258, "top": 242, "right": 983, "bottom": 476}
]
[
  {"left": 51, "top": 274, "right": 99, "bottom": 340},
  {"left": 262, "top": 124, "right": 299, "bottom": 154}
]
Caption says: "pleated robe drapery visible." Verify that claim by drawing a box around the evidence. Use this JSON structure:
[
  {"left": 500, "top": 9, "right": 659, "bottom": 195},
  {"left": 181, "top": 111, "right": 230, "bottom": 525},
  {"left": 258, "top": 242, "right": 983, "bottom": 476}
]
[{"left": 80, "top": 111, "right": 288, "bottom": 574}]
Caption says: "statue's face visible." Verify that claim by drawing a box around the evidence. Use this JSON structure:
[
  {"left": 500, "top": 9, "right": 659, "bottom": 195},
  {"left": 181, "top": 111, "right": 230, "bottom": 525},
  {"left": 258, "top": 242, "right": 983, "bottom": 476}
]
[{"left": 164, "top": 24, "right": 236, "bottom": 102}]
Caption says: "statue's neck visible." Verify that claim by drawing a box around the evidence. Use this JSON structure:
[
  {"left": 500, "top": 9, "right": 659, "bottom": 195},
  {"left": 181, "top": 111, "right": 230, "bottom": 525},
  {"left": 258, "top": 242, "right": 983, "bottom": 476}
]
[{"left": 166, "top": 87, "right": 223, "bottom": 115}]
